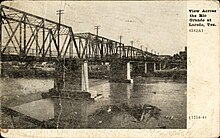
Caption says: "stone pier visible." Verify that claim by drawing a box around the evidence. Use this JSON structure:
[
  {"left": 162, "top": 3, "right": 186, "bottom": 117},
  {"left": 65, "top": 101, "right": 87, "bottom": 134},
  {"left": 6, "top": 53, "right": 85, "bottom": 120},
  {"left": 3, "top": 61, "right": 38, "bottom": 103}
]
[
  {"left": 152, "top": 62, "right": 162, "bottom": 71},
  {"left": 109, "top": 60, "right": 133, "bottom": 83},
  {"left": 143, "top": 62, "right": 156, "bottom": 73},
  {"left": 42, "top": 60, "right": 93, "bottom": 99},
  {"left": 144, "top": 62, "right": 148, "bottom": 74},
  {"left": 159, "top": 62, "right": 162, "bottom": 70},
  {"left": 81, "top": 61, "right": 89, "bottom": 92},
  {"left": 153, "top": 62, "right": 156, "bottom": 72},
  {"left": 54, "top": 60, "right": 89, "bottom": 91}
]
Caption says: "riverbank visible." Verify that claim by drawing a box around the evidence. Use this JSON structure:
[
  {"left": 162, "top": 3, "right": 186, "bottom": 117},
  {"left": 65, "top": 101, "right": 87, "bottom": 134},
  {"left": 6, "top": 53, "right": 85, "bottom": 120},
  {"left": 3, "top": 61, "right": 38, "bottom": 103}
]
[{"left": 1, "top": 67, "right": 187, "bottom": 81}]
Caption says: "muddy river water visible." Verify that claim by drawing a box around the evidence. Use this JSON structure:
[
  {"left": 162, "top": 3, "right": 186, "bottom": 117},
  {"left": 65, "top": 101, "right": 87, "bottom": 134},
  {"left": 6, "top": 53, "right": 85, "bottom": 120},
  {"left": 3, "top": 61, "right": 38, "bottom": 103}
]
[{"left": 0, "top": 77, "right": 186, "bottom": 129}]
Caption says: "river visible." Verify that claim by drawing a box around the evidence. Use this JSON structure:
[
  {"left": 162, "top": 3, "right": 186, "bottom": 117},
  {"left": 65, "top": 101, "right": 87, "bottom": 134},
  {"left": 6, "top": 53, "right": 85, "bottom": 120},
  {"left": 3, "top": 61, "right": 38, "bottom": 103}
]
[{"left": 0, "top": 77, "right": 186, "bottom": 129}]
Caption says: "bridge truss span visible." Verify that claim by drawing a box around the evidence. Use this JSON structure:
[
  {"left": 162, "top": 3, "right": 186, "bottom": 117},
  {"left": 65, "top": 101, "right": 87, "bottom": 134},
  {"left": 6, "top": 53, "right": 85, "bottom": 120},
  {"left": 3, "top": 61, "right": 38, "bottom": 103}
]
[
  {"left": 0, "top": 5, "right": 80, "bottom": 62},
  {"left": 0, "top": 5, "right": 160, "bottom": 62}
]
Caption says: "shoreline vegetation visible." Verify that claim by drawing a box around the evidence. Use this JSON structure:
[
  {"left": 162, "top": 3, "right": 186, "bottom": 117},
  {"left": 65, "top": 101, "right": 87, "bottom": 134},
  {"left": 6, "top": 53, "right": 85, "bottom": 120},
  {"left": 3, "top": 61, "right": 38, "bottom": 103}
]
[{"left": 1, "top": 67, "right": 187, "bottom": 81}]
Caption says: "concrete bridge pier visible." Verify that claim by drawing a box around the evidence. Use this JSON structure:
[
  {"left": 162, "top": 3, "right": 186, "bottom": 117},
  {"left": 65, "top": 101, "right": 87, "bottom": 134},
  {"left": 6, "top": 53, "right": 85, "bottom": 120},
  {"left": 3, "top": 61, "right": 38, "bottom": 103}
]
[
  {"left": 153, "top": 62, "right": 162, "bottom": 72},
  {"left": 127, "top": 62, "right": 132, "bottom": 81},
  {"left": 144, "top": 62, "right": 148, "bottom": 74},
  {"left": 81, "top": 61, "right": 89, "bottom": 92},
  {"left": 153, "top": 62, "right": 156, "bottom": 72},
  {"left": 109, "top": 60, "right": 133, "bottom": 83},
  {"left": 159, "top": 62, "right": 162, "bottom": 70},
  {"left": 46, "top": 60, "right": 94, "bottom": 99}
]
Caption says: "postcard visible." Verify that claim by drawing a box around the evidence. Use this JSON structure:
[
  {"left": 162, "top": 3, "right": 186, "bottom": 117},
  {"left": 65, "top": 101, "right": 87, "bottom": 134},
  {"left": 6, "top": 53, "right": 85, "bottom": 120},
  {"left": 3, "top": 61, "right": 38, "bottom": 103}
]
[{"left": 0, "top": 1, "right": 219, "bottom": 137}]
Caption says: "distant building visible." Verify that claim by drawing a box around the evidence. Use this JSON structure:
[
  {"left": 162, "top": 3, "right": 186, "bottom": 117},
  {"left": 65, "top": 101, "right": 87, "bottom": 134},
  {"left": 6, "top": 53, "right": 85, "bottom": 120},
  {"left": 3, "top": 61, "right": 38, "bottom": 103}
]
[
  {"left": 163, "top": 46, "right": 187, "bottom": 69},
  {"left": 179, "top": 46, "right": 187, "bottom": 60}
]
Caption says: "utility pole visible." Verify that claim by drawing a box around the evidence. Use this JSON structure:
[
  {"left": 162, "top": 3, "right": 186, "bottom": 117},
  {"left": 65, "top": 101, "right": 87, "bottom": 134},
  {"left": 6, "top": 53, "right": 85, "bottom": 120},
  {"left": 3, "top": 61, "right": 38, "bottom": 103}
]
[
  {"left": 56, "top": 10, "right": 64, "bottom": 92},
  {"left": 130, "top": 41, "right": 133, "bottom": 47},
  {"left": 0, "top": 6, "right": 2, "bottom": 77},
  {"left": 130, "top": 41, "right": 134, "bottom": 58},
  {"left": 119, "top": 35, "right": 122, "bottom": 57},
  {"left": 119, "top": 35, "right": 122, "bottom": 45},
  {"left": 56, "top": 9, "right": 64, "bottom": 57},
  {"left": 94, "top": 25, "right": 101, "bottom": 36},
  {"left": 94, "top": 25, "right": 101, "bottom": 57},
  {"left": 141, "top": 45, "right": 143, "bottom": 57}
]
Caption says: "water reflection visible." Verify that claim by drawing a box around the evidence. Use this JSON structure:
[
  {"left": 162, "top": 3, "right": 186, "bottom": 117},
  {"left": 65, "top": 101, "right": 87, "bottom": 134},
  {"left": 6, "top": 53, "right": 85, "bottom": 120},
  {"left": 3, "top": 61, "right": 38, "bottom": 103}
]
[
  {"left": 9, "top": 98, "right": 91, "bottom": 128},
  {"left": 50, "top": 98, "right": 90, "bottom": 128},
  {"left": 109, "top": 83, "right": 133, "bottom": 106},
  {"left": 11, "top": 99, "right": 55, "bottom": 122}
]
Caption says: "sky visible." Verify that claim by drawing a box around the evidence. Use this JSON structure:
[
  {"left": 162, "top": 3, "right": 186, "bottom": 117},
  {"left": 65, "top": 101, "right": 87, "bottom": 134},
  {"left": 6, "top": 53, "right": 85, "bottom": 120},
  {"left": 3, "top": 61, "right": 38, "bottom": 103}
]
[{"left": 3, "top": 1, "right": 187, "bottom": 55}]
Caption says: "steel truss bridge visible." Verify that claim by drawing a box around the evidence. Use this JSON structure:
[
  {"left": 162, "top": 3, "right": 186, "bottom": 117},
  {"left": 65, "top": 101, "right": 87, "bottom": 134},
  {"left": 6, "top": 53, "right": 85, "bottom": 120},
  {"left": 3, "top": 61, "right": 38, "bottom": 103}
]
[{"left": 0, "top": 5, "right": 160, "bottom": 63}]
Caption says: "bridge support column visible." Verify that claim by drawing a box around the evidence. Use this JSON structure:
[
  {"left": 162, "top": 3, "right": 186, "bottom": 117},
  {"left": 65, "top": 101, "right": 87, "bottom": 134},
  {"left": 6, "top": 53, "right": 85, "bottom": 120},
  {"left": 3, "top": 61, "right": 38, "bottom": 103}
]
[
  {"left": 130, "top": 63, "right": 133, "bottom": 72},
  {"left": 159, "top": 62, "right": 162, "bottom": 70},
  {"left": 127, "top": 62, "right": 131, "bottom": 80},
  {"left": 0, "top": 7, "right": 2, "bottom": 77},
  {"left": 60, "top": 60, "right": 90, "bottom": 93},
  {"left": 144, "top": 62, "right": 148, "bottom": 74},
  {"left": 81, "top": 61, "right": 89, "bottom": 92},
  {"left": 109, "top": 60, "right": 133, "bottom": 83},
  {"left": 43, "top": 60, "right": 93, "bottom": 99},
  {"left": 153, "top": 62, "right": 156, "bottom": 72}
]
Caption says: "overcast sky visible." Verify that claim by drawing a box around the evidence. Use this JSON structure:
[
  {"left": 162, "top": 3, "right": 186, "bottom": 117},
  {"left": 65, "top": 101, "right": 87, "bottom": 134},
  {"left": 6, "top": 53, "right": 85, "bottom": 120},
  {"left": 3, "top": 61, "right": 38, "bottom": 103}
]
[{"left": 3, "top": 1, "right": 187, "bottom": 55}]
